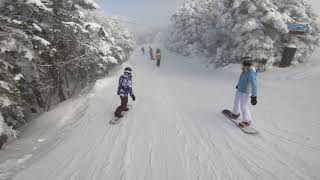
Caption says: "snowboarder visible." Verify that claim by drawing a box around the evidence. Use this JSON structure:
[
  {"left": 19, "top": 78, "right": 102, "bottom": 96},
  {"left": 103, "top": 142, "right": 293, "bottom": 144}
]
[
  {"left": 156, "top": 48, "right": 161, "bottom": 67},
  {"left": 149, "top": 46, "right": 154, "bottom": 60},
  {"left": 114, "top": 67, "right": 136, "bottom": 118},
  {"left": 141, "top": 47, "right": 145, "bottom": 55},
  {"left": 230, "top": 57, "right": 258, "bottom": 128}
]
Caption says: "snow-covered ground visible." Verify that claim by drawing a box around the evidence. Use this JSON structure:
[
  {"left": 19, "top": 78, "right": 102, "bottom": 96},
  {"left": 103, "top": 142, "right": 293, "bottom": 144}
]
[{"left": 0, "top": 47, "right": 320, "bottom": 180}]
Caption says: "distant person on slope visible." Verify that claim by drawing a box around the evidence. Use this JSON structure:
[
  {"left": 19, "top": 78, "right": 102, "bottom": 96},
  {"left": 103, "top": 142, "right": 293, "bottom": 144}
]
[
  {"left": 114, "top": 67, "right": 136, "bottom": 118},
  {"left": 149, "top": 46, "right": 154, "bottom": 60},
  {"left": 231, "top": 57, "right": 258, "bottom": 127},
  {"left": 156, "top": 48, "right": 161, "bottom": 67},
  {"left": 141, "top": 47, "right": 145, "bottom": 55}
]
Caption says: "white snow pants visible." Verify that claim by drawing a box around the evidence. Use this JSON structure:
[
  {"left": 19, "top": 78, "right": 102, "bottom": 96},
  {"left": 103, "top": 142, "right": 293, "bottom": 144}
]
[{"left": 233, "top": 91, "right": 253, "bottom": 123}]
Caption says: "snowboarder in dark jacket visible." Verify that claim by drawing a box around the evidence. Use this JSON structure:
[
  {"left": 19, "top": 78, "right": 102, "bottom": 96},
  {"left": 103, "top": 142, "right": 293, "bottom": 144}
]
[
  {"left": 156, "top": 48, "right": 161, "bottom": 67},
  {"left": 114, "top": 67, "right": 135, "bottom": 118},
  {"left": 149, "top": 46, "right": 154, "bottom": 60}
]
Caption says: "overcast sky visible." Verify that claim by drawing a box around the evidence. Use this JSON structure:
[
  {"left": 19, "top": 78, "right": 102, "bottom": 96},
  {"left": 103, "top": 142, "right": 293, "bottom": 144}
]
[
  {"left": 97, "top": 0, "right": 320, "bottom": 31},
  {"left": 97, "top": 0, "right": 184, "bottom": 31},
  {"left": 310, "top": 0, "right": 320, "bottom": 13}
]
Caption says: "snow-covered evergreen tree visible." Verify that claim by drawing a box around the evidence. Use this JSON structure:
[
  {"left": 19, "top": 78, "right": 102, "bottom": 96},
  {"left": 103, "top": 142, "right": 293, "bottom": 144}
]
[
  {"left": 167, "top": 0, "right": 217, "bottom": 56},
  {"left": 167, "top": 0, "right": 320, "bottom": 68},
  {"left": 0, "top": 0, "right": 134, "bottom": 146}
]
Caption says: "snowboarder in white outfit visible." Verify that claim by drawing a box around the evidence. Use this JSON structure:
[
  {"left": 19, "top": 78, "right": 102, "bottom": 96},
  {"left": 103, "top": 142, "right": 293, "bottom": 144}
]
[{"left": 231, "top": 58, "right": 258, "bottom": 128}]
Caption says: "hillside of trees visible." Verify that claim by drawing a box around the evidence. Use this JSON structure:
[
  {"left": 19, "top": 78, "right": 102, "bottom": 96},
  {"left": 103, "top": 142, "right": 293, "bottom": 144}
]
[
  {"left": 167, "top": 0, "right": 320, "bottom": 68},
  {"left": 0, "top": 0, "right": 134, "bottom": 147}
]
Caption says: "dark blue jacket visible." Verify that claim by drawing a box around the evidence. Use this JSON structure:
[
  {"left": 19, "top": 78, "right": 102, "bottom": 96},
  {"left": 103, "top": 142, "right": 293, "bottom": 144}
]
[{"left": 117, "top": 74, "right": 134, "bottom": 97}]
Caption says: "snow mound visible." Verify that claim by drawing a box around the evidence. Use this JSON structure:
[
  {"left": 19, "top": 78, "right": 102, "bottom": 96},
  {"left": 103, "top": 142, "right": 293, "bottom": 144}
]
[{"left": 17, "top": 154, "right": 32, "bottom": 164}]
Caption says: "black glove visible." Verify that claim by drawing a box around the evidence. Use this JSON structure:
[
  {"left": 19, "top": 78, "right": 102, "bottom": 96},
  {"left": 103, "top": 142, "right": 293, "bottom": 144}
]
[
  {"left": 236, "top": 85, "right": 238, "bottom": 89},
  {"left": 251, "top": 96, "right": 257, "bottom": 106},
  {"left": 117, "top": 89, "right": 120, "bottom": 95},
  {"left": 131, "top": 95, "right": 136, "bottom": 101}
]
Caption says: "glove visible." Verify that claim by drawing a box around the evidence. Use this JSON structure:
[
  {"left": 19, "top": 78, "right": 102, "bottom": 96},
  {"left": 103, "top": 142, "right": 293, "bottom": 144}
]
[
  {"left": 251, "top": 96, "right": 257, "bottom": 106},
  {"left": 117, "top": 89, "right": 120, "bottom": 95},
  {"left": 131, "top": 95, "right": 136, "bottom": 101},
  {"left": 236, "top": 85, "right": 238, "bottom": 89}
]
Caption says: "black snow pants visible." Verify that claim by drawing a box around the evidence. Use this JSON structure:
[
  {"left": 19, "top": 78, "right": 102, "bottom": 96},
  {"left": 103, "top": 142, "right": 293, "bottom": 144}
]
[
  {"left": 114, "top": 96, "right": 128, "bottom": 117},
  {"left": 156, "top": 59, "right": 160, "bottom": 67}
]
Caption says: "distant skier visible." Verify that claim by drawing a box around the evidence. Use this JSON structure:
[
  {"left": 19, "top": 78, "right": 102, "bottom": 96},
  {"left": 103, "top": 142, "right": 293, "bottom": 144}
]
[
  {"left": 149, "top": 46, "right": 154, "bottom": 60},
  {"left": 114, "top": 67, "right": 136, "bottom": 118},
  {"left": 230, "top": 57, "right": 258, "bottom": 128},
  {"left": 156, "top": 48, "right": 161, "bottom": 67},
  {"left": 141, "top": 47, "right": 145, "bottom": 55}
]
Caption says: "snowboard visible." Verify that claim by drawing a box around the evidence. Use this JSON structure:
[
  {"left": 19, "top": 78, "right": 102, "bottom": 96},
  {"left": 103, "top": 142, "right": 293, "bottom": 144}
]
[
  {"left": 222, "top": 109, "right": 258, "bottom": 134},
  {"left": 109, "top": 104, "right": 133, "bottom": 125}
]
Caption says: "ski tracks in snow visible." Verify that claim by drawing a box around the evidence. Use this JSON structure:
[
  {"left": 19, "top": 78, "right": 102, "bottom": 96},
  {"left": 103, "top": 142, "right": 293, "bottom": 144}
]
[{"left": 0, "top": 49, "right": 320, "bottom": 180}]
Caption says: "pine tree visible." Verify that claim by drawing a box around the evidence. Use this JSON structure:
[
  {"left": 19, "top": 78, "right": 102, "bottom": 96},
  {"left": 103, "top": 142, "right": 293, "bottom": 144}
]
[
  {"left": 167, "top": 0, "right": 320, "bottom": 68},
  {"left": 0, "top": 0, "right": 134, "bottom": 145}
]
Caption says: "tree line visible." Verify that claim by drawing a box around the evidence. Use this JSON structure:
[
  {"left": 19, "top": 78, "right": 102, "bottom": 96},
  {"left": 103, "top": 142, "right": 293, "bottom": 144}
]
[{"left": 0, "top": 0, "right": 134, "bottom": 147}]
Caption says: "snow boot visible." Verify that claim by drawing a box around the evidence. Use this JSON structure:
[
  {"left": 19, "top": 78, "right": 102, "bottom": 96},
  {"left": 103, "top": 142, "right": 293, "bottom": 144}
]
[
  {"left": 239, "top": 122, "right": 251, "bottom": 128},
  {"left": 114, "top": 112, "right": 123, "bottom": 118},
  {"left": 231, "top": 113, "right": 240, "bottom": 119},
  {"left": 228, "top": 112, "right": 240, "bottom": 119}
]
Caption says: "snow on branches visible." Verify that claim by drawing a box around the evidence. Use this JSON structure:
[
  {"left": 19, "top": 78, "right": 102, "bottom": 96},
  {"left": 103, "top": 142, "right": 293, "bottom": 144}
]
[
  {"left": 25, "top": 0, "right": 52, "bottom": 11},
  {"left": 167, "top": 0, "right": 320, "bottom": 68},
  {"left": 0, "top": 0, "right": 134, "bottom": 142}
]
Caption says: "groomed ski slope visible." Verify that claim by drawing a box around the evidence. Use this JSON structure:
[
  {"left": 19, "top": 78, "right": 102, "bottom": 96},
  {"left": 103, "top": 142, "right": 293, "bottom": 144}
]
[{"left": 0, "top": 48, "right": 320, "bottom": 180}]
